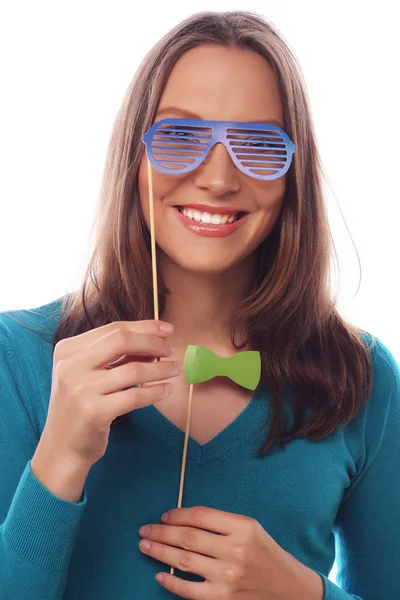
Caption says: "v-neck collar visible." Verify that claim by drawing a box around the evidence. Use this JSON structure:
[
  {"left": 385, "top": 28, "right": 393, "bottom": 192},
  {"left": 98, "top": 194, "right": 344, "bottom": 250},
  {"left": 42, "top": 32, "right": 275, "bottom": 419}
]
[{"left": 129, "top": 385, "right": 270, "bottom": 466}]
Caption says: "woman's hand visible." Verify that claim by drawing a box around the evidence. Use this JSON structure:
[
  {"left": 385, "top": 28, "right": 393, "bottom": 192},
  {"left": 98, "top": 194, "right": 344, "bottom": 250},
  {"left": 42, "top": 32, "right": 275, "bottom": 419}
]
[
  {"left": 32, "top": 320, "right": 180, "bottom": 478},
  {"left": 138, "top": 506, "right": 324, "bottom": 599}
]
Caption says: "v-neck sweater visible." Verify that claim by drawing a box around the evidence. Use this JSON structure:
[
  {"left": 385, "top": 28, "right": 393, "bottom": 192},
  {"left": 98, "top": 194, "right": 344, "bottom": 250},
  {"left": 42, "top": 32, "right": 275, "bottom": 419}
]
[{"left": 0, "top": 297, "right": 399, "bottom": 600}]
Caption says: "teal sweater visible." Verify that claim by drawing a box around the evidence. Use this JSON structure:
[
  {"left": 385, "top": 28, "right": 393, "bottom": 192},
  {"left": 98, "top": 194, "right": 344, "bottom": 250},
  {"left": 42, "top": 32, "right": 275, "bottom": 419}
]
[{"left": 1, "top": 298, "right": 399, "bottom": 600}]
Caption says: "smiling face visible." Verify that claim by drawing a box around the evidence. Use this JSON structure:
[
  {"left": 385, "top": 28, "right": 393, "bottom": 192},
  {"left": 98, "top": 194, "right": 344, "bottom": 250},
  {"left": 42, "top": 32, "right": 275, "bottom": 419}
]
[{"left": 138, "top": 43, "right": 287, "bottom": 275}]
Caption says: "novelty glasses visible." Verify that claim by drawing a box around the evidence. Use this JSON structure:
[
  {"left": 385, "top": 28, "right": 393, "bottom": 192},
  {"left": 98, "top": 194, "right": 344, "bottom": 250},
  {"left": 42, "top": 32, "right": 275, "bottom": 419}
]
[{"left": 142, "top": 118, "right": 296, "bottom": 180}]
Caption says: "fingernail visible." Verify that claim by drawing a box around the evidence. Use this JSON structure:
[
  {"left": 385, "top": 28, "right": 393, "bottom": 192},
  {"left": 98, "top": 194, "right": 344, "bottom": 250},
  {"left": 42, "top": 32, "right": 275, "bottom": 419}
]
[
  {"left": 164, "top": 342, "right": 175, "bottom": 353},
  {"left": 139, "top": 525, "right": 150, "bottom": 536},
  {"left": 140, "top": 540, "right": 151, "bottom": 551},
  {"left": 161, "top": 512, "right": 169, "bottom": 522},
  {"left": 159, "top": 322, "right": 173, "bottom": 332},
  {"left": 161, "top": 383, "right": 173, "bottom": 398},
  {"left": 172, "top": 361, "right": 183, "bottom": 375}
]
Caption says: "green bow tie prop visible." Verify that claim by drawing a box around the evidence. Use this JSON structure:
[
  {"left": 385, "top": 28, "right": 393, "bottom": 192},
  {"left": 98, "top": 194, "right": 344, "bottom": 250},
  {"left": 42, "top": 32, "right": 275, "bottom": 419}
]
[{"left": 183, "top": 345, "right": 261, "bottom": 390}]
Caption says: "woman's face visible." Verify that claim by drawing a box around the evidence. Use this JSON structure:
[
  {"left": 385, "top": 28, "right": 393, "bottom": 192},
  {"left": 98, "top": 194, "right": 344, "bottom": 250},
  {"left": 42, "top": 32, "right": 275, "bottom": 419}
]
[{"left": 138, "top": 43, "right": 286, "bottom": 275}]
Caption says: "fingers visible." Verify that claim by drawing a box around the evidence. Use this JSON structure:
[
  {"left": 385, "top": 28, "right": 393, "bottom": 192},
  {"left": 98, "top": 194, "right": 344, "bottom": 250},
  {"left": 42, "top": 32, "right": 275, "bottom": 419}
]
[
  {"left": 55, "top": 320, "right": 174, "bottom": 362},
  {"left": 139, "top": 536, "right": 220, "bottom": 581},
  {"left": 99, "top": 358, "right": 183, "bottom": 395},
  {"left": 103, "top": 355, "right": 156, "bottom": 369},
  {"left": 139, "top": 524, "right": 227, "bottom": 560},
  {"left": 102, "top": 382, "right": 174, "bottom": 420},
  {"left": 76, "top": 328, "right": 175, "bottom": 371}
]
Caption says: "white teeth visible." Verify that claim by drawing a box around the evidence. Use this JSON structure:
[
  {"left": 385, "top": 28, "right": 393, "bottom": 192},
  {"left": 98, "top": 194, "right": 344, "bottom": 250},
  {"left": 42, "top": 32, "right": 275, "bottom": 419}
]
[
  {"left": 181, "top": 207, "right": 238, "bottom": 224},
  {"left": 211, "top": 214, "right": 221, "bottom": 225},
  {"left": 201, "top": 212, "right": 212, "bottom": 224}
]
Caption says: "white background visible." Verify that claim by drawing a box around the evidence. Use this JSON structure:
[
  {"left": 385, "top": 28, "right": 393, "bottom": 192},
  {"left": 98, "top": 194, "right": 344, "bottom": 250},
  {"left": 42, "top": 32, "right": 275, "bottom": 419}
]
[{"left": 1, "top": 1, "right": 399, "bottom": 583}]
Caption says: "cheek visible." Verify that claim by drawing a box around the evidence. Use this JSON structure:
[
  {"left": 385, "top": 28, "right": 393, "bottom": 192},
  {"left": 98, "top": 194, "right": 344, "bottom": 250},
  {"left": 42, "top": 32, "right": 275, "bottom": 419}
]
[
  {"left": 253, "top": 179, "right": 286, "bottom": 237},
  {"left": 251, "top": 179, "right": 285, "bottom": 231},
  {"left": 138, "top": 155, "right": 152, "bottom": 224},
  {"left": 257, "top": 177, "right": 286, "bottom": 210},
  {"left": 138, "top": 154, "right": 185, "bottom": 224}
]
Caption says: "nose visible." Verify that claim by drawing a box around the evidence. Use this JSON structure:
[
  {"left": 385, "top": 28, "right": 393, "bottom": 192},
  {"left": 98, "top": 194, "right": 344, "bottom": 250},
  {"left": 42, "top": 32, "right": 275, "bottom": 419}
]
[{"left": 191, "top": 141, "right": 241, "bottom": 197}]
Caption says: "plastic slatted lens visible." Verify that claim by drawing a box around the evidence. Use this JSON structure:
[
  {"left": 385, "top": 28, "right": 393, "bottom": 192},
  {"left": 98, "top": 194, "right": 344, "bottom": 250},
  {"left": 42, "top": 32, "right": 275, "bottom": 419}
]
[
  {"left": 150, "top": 123, "right": 212, "bottom": 171},
  {"left": 228, "top": 126, "right": 288, "bottom": 177}
]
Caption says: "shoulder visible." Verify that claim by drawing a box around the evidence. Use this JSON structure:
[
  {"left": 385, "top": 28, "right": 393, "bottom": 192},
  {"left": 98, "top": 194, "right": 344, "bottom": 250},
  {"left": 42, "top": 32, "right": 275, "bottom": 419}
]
[
  {"left": 336, "top": 332, "right": 399, "bottom": 456},
  {"left": 358, "top": 333, "right": 400, "bottom": 461},
  {"left": 0, "top": 296, "right": 68, "bottom": 435},
  {"left": 0, "top": 295, "right": 66, "bottom": 349},
  {"left": 364, "top": 333, "right": 400, "bottom": 408}
]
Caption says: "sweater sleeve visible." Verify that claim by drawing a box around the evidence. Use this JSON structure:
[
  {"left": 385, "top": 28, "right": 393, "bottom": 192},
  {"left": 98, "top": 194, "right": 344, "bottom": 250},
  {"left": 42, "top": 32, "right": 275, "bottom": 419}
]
[
  {"left": 0, "top": 320, "right": 87, "bottom": 599},
  {"left": 316, "top": 336, "right": 400, "bottom": 600}
]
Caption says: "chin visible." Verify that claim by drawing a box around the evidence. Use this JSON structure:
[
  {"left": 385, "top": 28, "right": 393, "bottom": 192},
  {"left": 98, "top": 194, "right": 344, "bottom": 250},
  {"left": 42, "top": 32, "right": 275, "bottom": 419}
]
[
  {"left": 171, "top": 256, "right": 236, "bottom": 275},
  {"left": 159, "top": 244, "right": 257, "bottom": 277}
]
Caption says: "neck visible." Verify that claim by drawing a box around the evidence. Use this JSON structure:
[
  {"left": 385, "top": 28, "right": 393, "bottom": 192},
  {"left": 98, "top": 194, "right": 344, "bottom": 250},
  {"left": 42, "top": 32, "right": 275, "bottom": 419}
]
[{"left": 159, "top": 254, "right": 256, "bottom": 353}]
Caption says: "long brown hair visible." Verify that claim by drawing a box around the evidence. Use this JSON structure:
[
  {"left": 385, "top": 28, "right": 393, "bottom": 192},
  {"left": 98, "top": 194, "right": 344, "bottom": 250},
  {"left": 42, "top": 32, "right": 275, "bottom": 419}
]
[{"left": 5, "top": 10, "right": 375, "bottom": 456}]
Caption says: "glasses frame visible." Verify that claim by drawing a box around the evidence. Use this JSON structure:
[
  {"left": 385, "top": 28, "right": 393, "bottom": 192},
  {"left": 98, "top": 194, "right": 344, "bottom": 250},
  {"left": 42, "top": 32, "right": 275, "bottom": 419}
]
[{"left": 142, "top": 117, "right": 296, "bottom": 180}]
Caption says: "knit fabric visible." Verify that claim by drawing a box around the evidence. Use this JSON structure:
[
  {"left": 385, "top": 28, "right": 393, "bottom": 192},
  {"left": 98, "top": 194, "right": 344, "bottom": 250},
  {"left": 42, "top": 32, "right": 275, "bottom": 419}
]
[{"left": 0, "top": 297, "right": 399, "bottom": 599}]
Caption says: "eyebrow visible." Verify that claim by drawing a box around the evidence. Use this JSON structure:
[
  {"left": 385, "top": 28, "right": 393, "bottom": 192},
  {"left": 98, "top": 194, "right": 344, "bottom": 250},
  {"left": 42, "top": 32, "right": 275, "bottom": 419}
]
[{"left": 155, "top": 106, "right": 284, "bottom": 128}]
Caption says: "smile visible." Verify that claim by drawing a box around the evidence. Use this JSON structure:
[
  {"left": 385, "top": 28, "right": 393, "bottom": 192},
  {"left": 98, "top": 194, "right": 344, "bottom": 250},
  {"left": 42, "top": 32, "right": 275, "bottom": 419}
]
[
  {"left": 178, "top": 206, "right": 246, "bottom": 225},
  {"left": 173, "top": 204, "right": 249, "bottom": 238}
]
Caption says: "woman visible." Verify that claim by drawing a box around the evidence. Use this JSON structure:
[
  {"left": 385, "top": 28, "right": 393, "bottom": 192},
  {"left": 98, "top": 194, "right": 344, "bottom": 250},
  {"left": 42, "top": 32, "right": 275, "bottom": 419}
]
[{"left": 0, "top": 10, "right": 399, "bottom": 600}]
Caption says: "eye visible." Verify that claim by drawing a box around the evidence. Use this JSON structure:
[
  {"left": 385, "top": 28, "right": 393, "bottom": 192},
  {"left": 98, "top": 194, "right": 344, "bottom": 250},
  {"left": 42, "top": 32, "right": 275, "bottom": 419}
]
[
  {"left": 247, "top": 140, "right": 267, "bottom": 147},
  {"left": 238, "top": 137, "right": 276, "bottom": 148},
  {"left": 238, "top": 139, "right": 282, "bottom": 154},
  {"left": 163, "top": 129, "right": 193, "bottom": 138}
]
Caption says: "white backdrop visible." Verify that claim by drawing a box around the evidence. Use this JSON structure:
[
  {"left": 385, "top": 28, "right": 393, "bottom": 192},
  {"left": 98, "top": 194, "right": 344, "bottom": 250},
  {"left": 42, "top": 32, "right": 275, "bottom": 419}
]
[{"left": 1, "top": 1, "right": 399, "bottom": 583}]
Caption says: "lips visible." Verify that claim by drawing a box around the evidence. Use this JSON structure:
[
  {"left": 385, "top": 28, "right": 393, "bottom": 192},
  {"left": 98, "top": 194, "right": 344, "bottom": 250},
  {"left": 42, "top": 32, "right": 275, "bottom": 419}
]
[
  {"left": 176, "top": 203, "right": 247, "bottom": 215},
  {"left": 173, "top": 205, "right": 249, "bottom": 237},
  {"left": 178, "top": 205, "right": 246, "bottom": 225}
]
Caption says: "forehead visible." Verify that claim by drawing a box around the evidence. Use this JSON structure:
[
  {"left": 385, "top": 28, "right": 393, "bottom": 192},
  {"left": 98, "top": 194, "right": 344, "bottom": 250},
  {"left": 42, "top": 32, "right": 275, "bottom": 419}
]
[{"left": 157, "top": 44, "right": 284, "bottom": 125}]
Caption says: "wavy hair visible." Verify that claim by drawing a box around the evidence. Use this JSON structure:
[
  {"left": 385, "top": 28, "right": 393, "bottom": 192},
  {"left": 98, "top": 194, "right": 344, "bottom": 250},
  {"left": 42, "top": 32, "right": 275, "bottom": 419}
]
[{"left": 6, "top": 10, "right": 375, "bottom": 456}]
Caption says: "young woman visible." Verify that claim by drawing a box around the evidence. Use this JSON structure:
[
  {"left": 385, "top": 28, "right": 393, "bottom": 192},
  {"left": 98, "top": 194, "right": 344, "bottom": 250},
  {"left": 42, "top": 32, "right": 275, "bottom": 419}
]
[{"left": 1, "top": 10, "right": 399, "bottom": 600}]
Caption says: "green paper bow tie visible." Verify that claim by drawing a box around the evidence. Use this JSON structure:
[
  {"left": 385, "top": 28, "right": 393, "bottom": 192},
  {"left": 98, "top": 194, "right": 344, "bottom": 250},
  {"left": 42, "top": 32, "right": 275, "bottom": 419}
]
[{"left": 183, "top": 345, "right": 261, "bottom": 390}]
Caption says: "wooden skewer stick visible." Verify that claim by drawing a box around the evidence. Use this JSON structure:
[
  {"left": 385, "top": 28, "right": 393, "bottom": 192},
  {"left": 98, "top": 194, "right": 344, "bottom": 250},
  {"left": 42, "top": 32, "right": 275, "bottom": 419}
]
[
  {"left": 177, "top": 383, "right": 194, "bottom": 508},
  {"left": 170, "top": 383, "right": 194, "bottom": 575},
  {"left": 147, "top": 157, "right": 194, "bottom": 576},
  {"left": 147, "top": 158, "right": 159, "bottom": 321}
]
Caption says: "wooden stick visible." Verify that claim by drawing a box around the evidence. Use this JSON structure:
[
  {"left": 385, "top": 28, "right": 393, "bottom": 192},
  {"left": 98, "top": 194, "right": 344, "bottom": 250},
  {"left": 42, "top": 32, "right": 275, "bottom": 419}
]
[
  {"left": 147, "top": 157, "right": 194, "bottom": 576},
  {"left": 170, "top": 383, "right": 194, "bottom": 575},
  {"left": 147, "top": 158, "right": 159, "bottom": 321}
]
